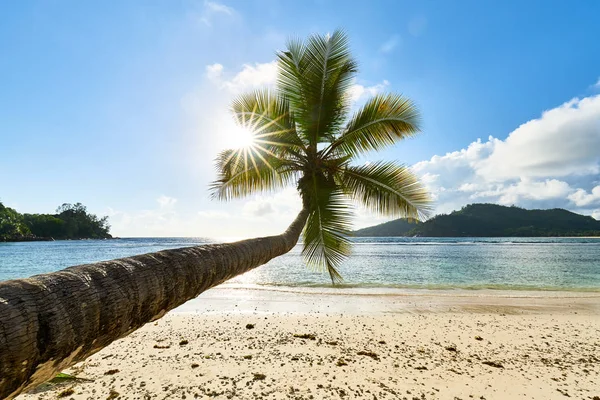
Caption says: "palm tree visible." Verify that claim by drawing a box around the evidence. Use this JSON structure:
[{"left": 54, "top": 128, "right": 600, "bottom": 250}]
[
  {"left": 213, "top": 30, "right": 430, "bottom": 282},
  {"left": 0, "top": 30, "right": 429, "bottom": 399}
]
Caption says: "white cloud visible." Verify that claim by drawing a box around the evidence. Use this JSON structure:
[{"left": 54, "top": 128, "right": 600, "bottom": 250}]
[
  {"left": 379, "top": 35, "right": 400, "bottom": 54},
  {"left": 458, "top": 183, "right": 478, "bottom": 192},
  {"left": 199, "top": 0, "right": 235, "bottom": 26},
  {"left": 245, "top": 202, "right": 274, "bottom": 217},
  {"left": 197, "top": 210, "right": 231, "bottom": 219},
  {"left": 204, "top": 0, "right": 233, "bottom": 15},
  {"left": 477, "top": 96, "right": 600, "bottom": 180},
  {"left": 472, "top": 179, "right": 572, "bottom": 205},
  {"left": 568, "top": 186, "right": 600, "bottom": 207},
  {"left": 205, "top": 61, "right": 278, "bottom": 93},
  {"left": 107, "top": 184, "right": 307, "bottom": 238},
  {"left": 594, "top": 77, "right": 600, "bottom": 89},
  {"left": 412, "top": 93, "right": 600, "bottom": 218},
  {"left": 205, "top": 63, "right": 224, "bottom": 80},
  {"left": 156, "top": 195, "right": 177, "bottom": 209},
  {"left": 353, "top": 205, "right": 395, "bottom": 230},
  {"left": 348, "top": 80, "right": 390, "bottom": 105},
  {"left": 241, "top": 188, "right": 301, "bottom": 219}
]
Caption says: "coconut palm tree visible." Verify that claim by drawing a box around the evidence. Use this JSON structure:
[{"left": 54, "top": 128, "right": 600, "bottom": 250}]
[
  {"left": 213, "top": 29, "right": 430, "bottom": 282},
  {"left": 0, "top": 30, "right": 430, "bottom": 399}
]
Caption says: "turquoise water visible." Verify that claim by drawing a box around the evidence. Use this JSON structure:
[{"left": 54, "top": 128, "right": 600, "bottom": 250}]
[{"left": 1, "top": 237, "right": 599, "bottom": 291}]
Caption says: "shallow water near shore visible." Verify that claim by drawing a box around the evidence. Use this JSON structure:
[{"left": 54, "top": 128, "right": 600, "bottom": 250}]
[{"left": 1, "top": 237, "right": 599, "bottom": 291}]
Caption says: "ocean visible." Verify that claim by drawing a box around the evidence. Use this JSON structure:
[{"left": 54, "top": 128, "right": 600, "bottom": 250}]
[{"left": 1, "top": 237, "right": 599, "bottom": 291}]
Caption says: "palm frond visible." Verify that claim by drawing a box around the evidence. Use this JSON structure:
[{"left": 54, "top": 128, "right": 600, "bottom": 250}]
[
  {"left": 326, "top": 93, "right": 421, "bottom": 157},
  {"left": 231, "top": 89, "right": 306, "bottom": 157},
  {"left": 337, "top": 161, "right": 432, "bottom": 221},
  {"left": 210, "top": 147, "right": 298, "bottom": 200},
  {"left": 276, "top": 38, "right": 310, "bottom": 135},
  {"left": 299, "top": 174, "right": 353, "bottom": 284},
  {"left": 277, "top": 30, "right": 357, "bottom": 146},
  {"left": 301, "top": 30, "right": 357, "bottom": 143}
]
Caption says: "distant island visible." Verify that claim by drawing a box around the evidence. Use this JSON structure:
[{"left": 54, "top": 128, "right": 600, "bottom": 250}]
[
  {"left": 0, "top": 202, "right": 111, "bottom": 242},
  {"left": 353, "top": 203, "right": 600, "bottom": 237}
]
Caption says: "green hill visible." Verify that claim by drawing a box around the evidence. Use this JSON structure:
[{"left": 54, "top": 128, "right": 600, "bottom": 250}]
[
  {"left": 0, "top": 202, "right": 111, "bottom": 242},
  {"left": 353, "top": 218, "right": 420, "bottom": 237},
  {"left": 353, "top": 203, "right": 600, "bottom": 237}
]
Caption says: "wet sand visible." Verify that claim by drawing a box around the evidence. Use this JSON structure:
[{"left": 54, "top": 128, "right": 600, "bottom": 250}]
[{"left": 19, "top": 287, "right": 600, "bottom": 400}]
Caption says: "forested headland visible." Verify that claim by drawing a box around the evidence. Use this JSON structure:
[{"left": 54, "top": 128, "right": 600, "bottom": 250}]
[
  {"left": 0, "top": 202, "right": 111, "bottom": 242},
  {"left": 353, "top": 203, "right": 600, "bottom": 237}
]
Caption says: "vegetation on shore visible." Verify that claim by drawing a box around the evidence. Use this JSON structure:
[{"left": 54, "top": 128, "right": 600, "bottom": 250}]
[
  {"left": 353, "top": 203, "right": 600, "bottom": 237},
  {"left": 0, "top": 202, "right": 111, "bottom": 242}
]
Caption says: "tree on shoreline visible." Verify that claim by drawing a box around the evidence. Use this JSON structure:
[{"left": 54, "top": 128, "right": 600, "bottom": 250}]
[
  {"left": 0, "top": 202, "right": 111, "bottom": 241},
  {"left": 211, "top": 30, "right": 430, "bottom": 282},
  {"left": 0, "top": 30, "right": 430, "bottom": 398},
  {"left": 0, "top": 202, "right": 31, "bottom": 241}
]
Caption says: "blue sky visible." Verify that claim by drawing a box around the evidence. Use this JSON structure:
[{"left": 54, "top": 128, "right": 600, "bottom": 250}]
[{"left": 1, "top": 0, "right": 599, "bottom": 237}]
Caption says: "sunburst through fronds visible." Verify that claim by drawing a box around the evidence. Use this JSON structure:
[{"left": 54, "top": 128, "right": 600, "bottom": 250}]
[{"left": 223, "top": 106, "right": 300, "bottom": 178}]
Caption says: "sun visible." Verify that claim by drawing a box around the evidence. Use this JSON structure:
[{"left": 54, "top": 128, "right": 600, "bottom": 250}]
[
  {"left": 217, "top": 118, "right": 257, "bottom": 151},
  {"left": 230, "top": 124, "right": 255, "bottom": 149}
]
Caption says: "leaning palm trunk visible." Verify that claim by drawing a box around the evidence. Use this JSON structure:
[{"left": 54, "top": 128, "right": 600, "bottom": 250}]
[{"left": 0, "top": 207, "right": 308, "bottom": 399}]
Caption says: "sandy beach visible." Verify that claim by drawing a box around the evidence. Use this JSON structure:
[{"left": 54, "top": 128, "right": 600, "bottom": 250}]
[{"left": 19, "top": 287, "right": 600, "bottom": 400}]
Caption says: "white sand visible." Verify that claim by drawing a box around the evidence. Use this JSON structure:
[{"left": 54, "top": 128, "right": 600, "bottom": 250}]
[{"left": 19, "top": 287, "right": 600, "bottom": 400}]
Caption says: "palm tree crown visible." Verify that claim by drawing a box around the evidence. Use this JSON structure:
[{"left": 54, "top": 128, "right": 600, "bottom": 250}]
[{"left": 211, "top": 30, "right": 431, "bottom": 283}]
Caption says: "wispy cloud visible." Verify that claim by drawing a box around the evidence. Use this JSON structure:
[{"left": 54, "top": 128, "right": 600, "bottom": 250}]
[
  {"left": 593, "top": 77, "right": 600, "bottom": 89},
  {"left": 204, "top": 0, "right": 233, "bottom": 15},
  {"left": 199, "top": 0, "right": 235, "bottom": 26},
  {"left": 379, "top": 35, "right": 400, "bottom": 54}
]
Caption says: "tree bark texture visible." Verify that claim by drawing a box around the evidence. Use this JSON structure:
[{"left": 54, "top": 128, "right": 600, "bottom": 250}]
[{"left": 0, "top": 207, "right": 309, "bottom": 399}]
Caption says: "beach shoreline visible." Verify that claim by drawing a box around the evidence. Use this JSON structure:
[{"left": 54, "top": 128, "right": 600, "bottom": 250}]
[
  {"left": 171, "top": 285, "right": 600, "bottom": 316},
  {"left": 18, "top": 287, "right": 600, "bottom": 400}
]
